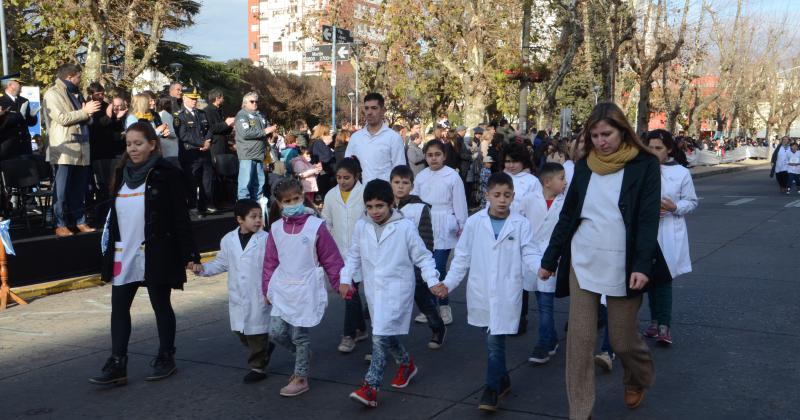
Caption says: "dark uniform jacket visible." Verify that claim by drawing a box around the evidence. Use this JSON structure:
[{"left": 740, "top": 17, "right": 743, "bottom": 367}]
[
  {"left": 88, "top": 102, "right": 125, "bottom": 161},
  {"left": 101, "top": 158, "right": 200, "bottom": 289},
  {"left": 173, "top": 106, "right": 211, "bottom": 158},
  {"left": 0, "top": 92, "right": 38, "bottom": 158},
  {"left": 540, "top": 152, "right": 672, "bottom": 298}
]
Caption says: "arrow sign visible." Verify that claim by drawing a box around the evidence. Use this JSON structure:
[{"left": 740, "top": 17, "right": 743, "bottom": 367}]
[
  {"left": 322, "top": 25, "right": 353, "bottom": 43},
  {"left": 304, "top": 44, "right": 350, "bottom": 63}
]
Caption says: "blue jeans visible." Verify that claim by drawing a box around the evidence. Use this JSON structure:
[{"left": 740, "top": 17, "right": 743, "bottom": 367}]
[
  {"left": 598, "top": 305, "right": 613, "bottom": 355},
  {"left": 269, "top": 316, "right": 311, "bottom": 376},
  {"left": 237, "top": 159, "right": 265, "bottom": 201},
  {"left": 486, "top": 333, "right": 507, "bottom": 391},
  {"left": 53, "top": 164, "right": 89, "bottom": 227},
  {"left": 535, "top": 291, "right": 557, "bottom": 349},
  {"left": 433, "top": 249, "right": 451, "bottom": 305},
  {"left": 365, "top": 335, "right": 410, "bottom": 388}
]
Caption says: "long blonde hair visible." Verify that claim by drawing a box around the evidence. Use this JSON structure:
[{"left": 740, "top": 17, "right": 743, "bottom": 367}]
[{"left": 130, "top": 93, "right": 151, "bottom": 119}]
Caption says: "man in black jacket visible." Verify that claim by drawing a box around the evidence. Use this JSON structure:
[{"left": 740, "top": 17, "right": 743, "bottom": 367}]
[
  {"left": 204, "top": 89, "right": 235, "bottom": 159},
  {"left": 86, "top": 82, "right": 127, "bottom": 219},
  {"left": 0, "top": 74, "right": 38, "bottom": 159}
]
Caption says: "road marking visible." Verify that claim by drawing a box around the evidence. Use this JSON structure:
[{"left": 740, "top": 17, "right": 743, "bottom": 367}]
[
  {"left": 785, "top": 200, "right": 800, "bottom": 208},
  {"left": 725, "top": 198, "right": 755, "bottom": 206}
]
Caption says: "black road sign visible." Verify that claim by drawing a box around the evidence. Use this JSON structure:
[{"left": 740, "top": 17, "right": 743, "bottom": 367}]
[
  {"left": 304, "top": 44, "right": 351, "bottom": 63},
  {"left": 322, "top": 25, "right": 353, "bottom": 44}
]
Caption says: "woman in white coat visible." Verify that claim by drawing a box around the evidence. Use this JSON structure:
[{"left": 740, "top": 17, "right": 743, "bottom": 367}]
[
  {"left": 643, "top": 130, "right": 698, "bottom": 346},
  {"left": 321, "top": 158, "right": 369, "bottom": 352},
  {"left": 412, "top": 140, "right": 468, "bottom": 324},
  {"left": 195, "top": 200, "right": 273, "bottom": 382}
]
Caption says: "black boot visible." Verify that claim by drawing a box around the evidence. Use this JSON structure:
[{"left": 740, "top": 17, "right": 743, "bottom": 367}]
[
  {"left": 89, "top": 355, "right": 128, "bottom": 386},
  {"left": 145, "top": 350, "right": 177, "bottom": 381}
]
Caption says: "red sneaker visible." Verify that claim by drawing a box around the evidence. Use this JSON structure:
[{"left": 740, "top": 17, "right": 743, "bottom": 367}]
[
  {"left": 657, "top": 325, "right": 672, "bottom": 345},
  {"left": 390, "top": 358, "right": 418, "bottom": 388},
  {"left": 349, "top": 382, "right": 378, "bottom": 407}
]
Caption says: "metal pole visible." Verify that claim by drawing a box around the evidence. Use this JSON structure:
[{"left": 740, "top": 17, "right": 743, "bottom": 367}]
[
  {"left": 518, "top": 0, "right": 532, "bottom": 134},
  {"left": 331, "top": 25, "right": 337, "bottom": 132},
  {"left": 0, "top": 0, "right": 9, "bottom": 75},
  {"left": 355, "top": 49, "right": 359, "bottom": 128}
]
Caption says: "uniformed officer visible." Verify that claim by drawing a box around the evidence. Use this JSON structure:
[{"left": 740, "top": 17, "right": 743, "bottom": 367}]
[
  {"left": 0, "top": 73, "right": 39, "bottom": 159},
  {"left": 174, "top": 86, "right": 215, "bottom": 215}
]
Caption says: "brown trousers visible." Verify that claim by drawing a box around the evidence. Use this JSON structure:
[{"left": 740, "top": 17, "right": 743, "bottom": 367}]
[
  {"left": 235, "top": 332, "right": 270, "bottom": 371},
  {"left": 566, "top": 267, "right": 655, "bottom": 419}
]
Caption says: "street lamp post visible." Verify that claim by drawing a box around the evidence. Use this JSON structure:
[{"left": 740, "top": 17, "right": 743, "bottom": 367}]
[{"left": 347, "top": 92, "right": 355, "bottom": 125}]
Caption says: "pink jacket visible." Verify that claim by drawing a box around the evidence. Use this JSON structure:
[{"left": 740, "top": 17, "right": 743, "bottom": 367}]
[
  {"left": 262, "top": 213, "right": 343, "bottom": 295},
  {"left": 291, "top": 156, "right": 321, "bottom": 193}
]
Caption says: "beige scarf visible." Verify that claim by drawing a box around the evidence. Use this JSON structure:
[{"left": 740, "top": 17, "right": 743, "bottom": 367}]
[{"left": 586, "top": 142, "right": 639, "bottom": 175}]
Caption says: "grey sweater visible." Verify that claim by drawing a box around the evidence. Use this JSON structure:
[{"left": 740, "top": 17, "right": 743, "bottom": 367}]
[{"left": 234, "top": 109, "right": 268, "bottom": 160}]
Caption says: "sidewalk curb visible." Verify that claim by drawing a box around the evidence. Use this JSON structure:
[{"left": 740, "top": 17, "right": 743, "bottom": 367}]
[
  {"left": 691, "top": 162, "right": 770, "bottom": 179},
  {"left": 10, "top": 251, "right": 220, "bottom": 302}
]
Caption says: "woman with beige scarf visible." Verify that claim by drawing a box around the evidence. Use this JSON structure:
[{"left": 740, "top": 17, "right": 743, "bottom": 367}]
[{"left": 538, "top": 103, "right": 671, "bottom": 419}]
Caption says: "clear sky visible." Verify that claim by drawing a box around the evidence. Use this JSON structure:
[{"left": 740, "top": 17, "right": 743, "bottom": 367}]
[{"left": 164, "top": 0, "right": 249, "bottom": 62}]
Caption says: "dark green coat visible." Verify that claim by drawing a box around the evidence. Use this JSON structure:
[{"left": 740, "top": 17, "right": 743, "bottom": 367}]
[{"left": 540, "top": 151, "right": 672, "bottom": 298}]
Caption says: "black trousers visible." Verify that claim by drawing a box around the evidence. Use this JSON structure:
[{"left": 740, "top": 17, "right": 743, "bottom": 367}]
[
  {"left": 111, "top": 282, "right": 176, "bottom": 356},
  {"left": 181, "top": 151, "right": 214, "bottom": 211},
  {"left": 414, "top": 276, "right": 445, "bottom": 333},
  {"left": 776, "top": 171, "right": 789, "bottom": 189}
]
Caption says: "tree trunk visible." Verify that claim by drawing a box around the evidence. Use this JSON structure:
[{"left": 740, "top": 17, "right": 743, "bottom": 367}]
[
  {"left": 636, "top": 80, "right": 652, "bottom": 134},
  {"left": 463, "top": 92, "right": 487, "bottom": 133}
]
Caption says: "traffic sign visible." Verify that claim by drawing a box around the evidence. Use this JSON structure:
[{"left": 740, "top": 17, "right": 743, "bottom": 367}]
[
  {"left": 322, "top": 25, "right": 353, "bottom": 44},
  {"left": 304, "top": 44, "right": 351, "bottom": 63}
]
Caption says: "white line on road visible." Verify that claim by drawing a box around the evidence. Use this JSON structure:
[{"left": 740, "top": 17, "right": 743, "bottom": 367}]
[
  {"left": 784, "top": 200, "right": 800, "bottom": 208},
  {"left": 725, "top": 198, "right": 756, "bottom": 206}
]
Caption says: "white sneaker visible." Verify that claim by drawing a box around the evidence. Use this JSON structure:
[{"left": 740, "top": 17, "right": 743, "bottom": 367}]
[
  {"left": 594, "top": 352, "right": 614, "bottom": 372},
  {"left": 414, "top": 313, "right": 428, "bottom": 323},
  {"left": 439, "top": 305, "right": 453, "bottom": 325},
  {"left": 338, "top": 336, "right": 356, "bottom": 353}
]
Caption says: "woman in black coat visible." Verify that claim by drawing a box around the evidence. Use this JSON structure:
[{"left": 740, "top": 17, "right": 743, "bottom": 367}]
[
  {"left": 90, "top": 122, "right": 200, "bottom": 386},
  {"left": 538, "top": 103, "right": 670, "bottom": 419}
]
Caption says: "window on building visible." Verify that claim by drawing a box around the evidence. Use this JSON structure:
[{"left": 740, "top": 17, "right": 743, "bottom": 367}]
[
  {"left": 250, "top": 24, "right": 259, "bottom": 32},
  {"left": 288, "top": 41, "right": 298, "bottom": 52},
  {"left": 252, "top": 42, "right": 257, "bottom": 50},
  {"left": 273, "top": 41, "right": 283, "bottom": 53}
]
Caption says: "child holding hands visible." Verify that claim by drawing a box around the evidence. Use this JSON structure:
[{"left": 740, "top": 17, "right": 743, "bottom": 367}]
[
  {"left": 193, "top": 200, "right": 273, "bottom": 383},
  {"left": 262, "top": 179, "right": 344, "bottom": 397},
  {"left": 340, "top": 179, "right": 440, "bottom": 408},
  {"left": 431, "top": 172, "right": 541, "bottom": 412}
]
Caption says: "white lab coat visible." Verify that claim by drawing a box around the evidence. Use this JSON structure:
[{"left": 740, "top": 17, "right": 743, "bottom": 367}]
[
  {"left": 519, "top": 190, "right": 565, "bottom": 293},
  {"left": 201, "top": 229, "right": 271, "bottom": 335},
  {"left": 775, "top": 146, "right": 791, "bottom": 173},
  {"left": 340, "top": 213, "right": 439, "bottom": 336},
  {"left": 658, "top": 164, "right": 698, "bottom": 278},
  {"left": 443, "top": 210, "right": 539, "bottom": 335},
  {"left": 412, "top": 165, "right": 468, "bottom": 250},
  {"left": 321, "top": 182, "right": 365, "bottom": 256}
]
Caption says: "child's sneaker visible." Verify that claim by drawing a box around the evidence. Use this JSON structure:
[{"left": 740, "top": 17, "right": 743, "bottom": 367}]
[
  {"left": 354, "top": 329, "right": 369, "bottom": 342},
  {"left": 478, "top": 387, "right": 498, "bottom": 411},
  {"left": 349, "top": 381, "right": 378, "bottom": 407},
  {"left": 390, "top": 359, "right": 418, "bottom": 388},
  {"left": 594, "top": 351, "right": 615, "bottom": 372},
  {"left": 243, "top": 369, "right": 267, "bottom": 384},
  {"left": 428, "top": 327, "right": 447, "bottom": 350},
  {"left": 642, "top": 322, "right": 659, "bottom": 338},
  {"left": 439, "top": 305, "right": 453, "bottom": 325},
  {"left": 528, "top": 343, "right": 558, "bottom": 365},
  {"left": 279, "top": 375, "right": 309, "bottom": 397},
  {"left": 414, "top": 313, "right": 428, "bottom": 323},
  {"left": 656, "top": 325, "right": 672, "bottom": 346},
  {"left": 338, "top": 336, "right": 356, "bottom": 353}
]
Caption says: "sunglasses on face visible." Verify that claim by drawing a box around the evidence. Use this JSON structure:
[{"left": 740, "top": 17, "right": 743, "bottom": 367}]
[{"left": 249, "top": 100, "right": 258, "bottom": 104}]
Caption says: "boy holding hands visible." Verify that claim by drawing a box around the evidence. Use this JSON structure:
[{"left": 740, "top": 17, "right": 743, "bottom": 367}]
[{"left": 431, "top": 172, "right": 541, "bottom": 412}]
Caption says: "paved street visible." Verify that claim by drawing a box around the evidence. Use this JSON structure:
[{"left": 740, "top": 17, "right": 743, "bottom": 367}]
[{"left": 1, "top": 167, "right": 798, "bottom": 420}]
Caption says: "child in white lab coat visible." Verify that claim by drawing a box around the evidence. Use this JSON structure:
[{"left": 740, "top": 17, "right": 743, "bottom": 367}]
[
  {"left": 193, "top": 200, "right": 273, "bottom": 383},
  {"left": 321, "top": 158, "right": 369, "bottom": 353},
  {"left": 431, "top": 172, "right": 540, "bottom": 412},
  {"left": 341, "top": 179, "right": 440, "bottom": 408},
  {"left": 519, "top": 162, "right": 567, "bottom": 365},
  {"left": 642, "top": 130, "right": 698, "bottom": 345},
  {"left": 412, "top": 139, "right": 468, "bottom": 325}
]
